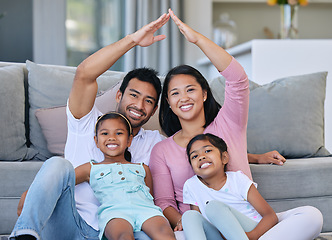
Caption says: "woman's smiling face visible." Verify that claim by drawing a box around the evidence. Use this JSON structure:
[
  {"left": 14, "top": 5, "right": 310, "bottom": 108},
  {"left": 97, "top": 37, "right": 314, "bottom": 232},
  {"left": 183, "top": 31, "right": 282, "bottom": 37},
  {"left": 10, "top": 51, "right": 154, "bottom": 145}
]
[{"left": 167, "top": 74, "right": 207, "bottom": 121}]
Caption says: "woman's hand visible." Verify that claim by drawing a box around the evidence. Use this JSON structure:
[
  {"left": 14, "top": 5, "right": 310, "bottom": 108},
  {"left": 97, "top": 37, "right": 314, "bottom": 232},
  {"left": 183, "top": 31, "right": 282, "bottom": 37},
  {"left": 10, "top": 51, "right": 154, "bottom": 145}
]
[
  {"left": 129, "top": 13, "right": 170, "bottom": 47},
  {"left": 169, "top": 8, "right": 232, "bottom": 71},
  {"left": 168, "top": 8, "right": 200, "bottom": 44}
]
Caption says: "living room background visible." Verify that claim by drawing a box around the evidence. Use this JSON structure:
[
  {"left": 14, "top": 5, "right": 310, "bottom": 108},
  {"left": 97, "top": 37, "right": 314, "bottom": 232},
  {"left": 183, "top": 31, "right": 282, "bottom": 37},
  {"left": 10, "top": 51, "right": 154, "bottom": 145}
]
[{"left": 1, "top": 0, "right": 332, "bottom": 72}]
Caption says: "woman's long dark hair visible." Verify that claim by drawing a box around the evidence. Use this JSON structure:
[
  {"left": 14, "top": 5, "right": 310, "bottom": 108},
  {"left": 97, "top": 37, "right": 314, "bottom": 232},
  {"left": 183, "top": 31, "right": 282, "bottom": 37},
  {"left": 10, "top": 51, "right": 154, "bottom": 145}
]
[{"left": 159, "top": 65, "right": 221, "bottom": 137}]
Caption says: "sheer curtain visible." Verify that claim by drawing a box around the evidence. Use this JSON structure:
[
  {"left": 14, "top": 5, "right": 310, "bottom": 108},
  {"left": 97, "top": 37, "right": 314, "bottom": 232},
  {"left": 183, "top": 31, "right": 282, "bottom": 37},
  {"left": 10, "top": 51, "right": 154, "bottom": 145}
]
[{"left": 123, "top": 0, "right": 183, "bottom": 75}]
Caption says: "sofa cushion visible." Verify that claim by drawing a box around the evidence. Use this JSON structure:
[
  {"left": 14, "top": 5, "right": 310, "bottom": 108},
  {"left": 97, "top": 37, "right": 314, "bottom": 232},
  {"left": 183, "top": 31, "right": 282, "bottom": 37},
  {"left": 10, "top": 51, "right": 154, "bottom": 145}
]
[
  {"left": 210, "top": 72, "right": 330, "bottom": 159},
  {"left": 250, "top": 157, "right": 332, "bottom": 200},
  {"left": 250, "top": 157, "right": 332, "bottom": 233},
  {"left": 35, "top": 81, "right": 122, "bottom": 156},
  {"left": 26, "top": 60, "right": 125, "bottom": 160},
  {"left": 0, "top": 161, "right": 43, "bottom": 234},
  {"left": 0, "top": 65, "right": 37, "bottom": 161}
]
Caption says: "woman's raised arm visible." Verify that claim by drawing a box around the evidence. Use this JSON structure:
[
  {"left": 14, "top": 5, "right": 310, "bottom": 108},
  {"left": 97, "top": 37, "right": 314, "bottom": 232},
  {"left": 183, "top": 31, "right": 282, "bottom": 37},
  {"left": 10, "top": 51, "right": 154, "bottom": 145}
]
[{"left": 169, "top": 8, "right": 232, "bottom": 72}]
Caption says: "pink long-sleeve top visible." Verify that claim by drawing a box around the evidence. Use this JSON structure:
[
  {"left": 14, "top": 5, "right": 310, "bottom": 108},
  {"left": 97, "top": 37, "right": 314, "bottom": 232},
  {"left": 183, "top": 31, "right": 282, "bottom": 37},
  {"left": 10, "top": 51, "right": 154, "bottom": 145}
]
[{"left": 149, "top": 57, "right": 251, "bottom": 214}]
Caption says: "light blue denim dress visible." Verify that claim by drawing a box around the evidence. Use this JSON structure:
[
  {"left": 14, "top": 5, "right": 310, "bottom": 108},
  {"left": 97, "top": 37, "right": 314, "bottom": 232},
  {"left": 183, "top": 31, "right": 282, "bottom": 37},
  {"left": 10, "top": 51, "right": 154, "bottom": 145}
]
[{"left": 89, "top": 161, "right": 163, "bottom": 240}]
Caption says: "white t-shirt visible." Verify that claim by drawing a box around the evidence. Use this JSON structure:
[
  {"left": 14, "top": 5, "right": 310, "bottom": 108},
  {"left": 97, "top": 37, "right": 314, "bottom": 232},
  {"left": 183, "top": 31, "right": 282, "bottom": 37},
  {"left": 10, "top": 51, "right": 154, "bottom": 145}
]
[
  {"left": 65, "top": 104, "right": 165, "bottom": 230},
  {"left": 183, "top": 171, "right": 262, "bottom": 223}
]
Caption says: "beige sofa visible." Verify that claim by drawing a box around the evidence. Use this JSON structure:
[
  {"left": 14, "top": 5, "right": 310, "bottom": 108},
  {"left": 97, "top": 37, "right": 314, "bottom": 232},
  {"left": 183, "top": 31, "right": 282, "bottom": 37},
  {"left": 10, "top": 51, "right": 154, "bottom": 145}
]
[{"left": 0, "top": 60, "right": 331, "bottom": 237}]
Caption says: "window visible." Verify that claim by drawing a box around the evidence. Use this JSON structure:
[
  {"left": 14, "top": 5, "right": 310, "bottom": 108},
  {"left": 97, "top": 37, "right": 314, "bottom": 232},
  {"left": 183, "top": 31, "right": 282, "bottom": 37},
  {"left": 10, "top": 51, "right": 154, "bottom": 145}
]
[{"left": 66, "top": 0, "right": 124, "bottom": 70}]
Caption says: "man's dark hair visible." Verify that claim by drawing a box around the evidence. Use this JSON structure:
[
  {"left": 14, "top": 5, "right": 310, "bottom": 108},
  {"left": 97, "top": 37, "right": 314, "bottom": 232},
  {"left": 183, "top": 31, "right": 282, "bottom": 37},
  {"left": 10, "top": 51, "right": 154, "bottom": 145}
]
[{"left": 119, "top": 68, "right": 162, "bottom": 106}]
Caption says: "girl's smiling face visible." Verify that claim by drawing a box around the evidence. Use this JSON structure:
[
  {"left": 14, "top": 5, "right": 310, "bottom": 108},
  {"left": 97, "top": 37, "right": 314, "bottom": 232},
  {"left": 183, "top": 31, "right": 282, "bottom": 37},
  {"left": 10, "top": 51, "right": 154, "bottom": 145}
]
[
  {"left": 94, "top": 118, "right": 132, "bottom": 162},
  {"left": 188, "top": 139, "right": 228, "bottom": 178},
  {"left": 167, "top": 74, "right": 207, "bottom": 122}
]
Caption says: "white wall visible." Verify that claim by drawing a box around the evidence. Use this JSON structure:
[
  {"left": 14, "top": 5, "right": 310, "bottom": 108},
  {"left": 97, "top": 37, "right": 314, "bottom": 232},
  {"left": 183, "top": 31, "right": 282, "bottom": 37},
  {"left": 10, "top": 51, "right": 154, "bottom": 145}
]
[{"left": 183, "top": 0, "right": 213, "bottom": 69}]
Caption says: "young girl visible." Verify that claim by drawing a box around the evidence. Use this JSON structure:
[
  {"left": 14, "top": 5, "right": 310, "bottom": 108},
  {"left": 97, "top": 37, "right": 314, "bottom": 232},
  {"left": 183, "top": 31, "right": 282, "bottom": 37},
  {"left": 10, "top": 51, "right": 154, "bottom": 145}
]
[
  {"left": 183, "top": 133, "right": 322, "bottom": 240},
  {"left": 75, "top": 112, "right": 175, "bottom": 240},
  {"left": 183, "top": 133, "right": 278, "bottom": 240}
]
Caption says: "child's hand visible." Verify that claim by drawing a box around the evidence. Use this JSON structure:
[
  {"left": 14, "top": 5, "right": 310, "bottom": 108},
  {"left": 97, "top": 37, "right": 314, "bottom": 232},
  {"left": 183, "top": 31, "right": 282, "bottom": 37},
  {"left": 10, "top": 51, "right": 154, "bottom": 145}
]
[{"left": 174, "top": 218, "right": 183, "bottom": 231}]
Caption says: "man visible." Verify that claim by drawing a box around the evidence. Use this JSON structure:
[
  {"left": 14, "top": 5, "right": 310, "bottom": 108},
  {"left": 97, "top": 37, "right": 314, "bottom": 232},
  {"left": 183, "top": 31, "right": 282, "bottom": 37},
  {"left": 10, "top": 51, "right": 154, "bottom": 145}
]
[{"left": 10, "top": 13, "right": 170, "bottom": 240}]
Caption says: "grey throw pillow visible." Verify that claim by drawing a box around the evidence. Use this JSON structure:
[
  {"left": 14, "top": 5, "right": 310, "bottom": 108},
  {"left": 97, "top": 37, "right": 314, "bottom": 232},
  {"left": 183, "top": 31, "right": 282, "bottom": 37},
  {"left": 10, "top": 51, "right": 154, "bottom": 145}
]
[
  {"left": 0, "top": 65, "right": 36, "bottom": 161},
  {"left": 26, "top": 60, "right": 125, "bottom": 160},
  {"left": 209, "top": 72, "right": 330, "bottom": 158}
]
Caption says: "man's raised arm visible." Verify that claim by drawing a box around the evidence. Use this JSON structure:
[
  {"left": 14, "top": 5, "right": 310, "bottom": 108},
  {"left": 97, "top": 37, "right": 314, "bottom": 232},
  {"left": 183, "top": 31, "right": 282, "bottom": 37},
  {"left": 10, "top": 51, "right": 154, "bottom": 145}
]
[{"left": 68, "top": 13, "right": 170, "bottom": 119}]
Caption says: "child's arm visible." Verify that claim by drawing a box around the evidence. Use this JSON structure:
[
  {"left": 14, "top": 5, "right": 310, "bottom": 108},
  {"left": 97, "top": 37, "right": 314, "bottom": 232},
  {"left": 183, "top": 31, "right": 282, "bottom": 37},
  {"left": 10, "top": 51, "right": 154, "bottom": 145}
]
[
  {"left": 143, "top": 164, "right": 154, "bottom": 196},
  {"left": 75, "top": 163, "right": 91, "bottom": 185},
  {"left": 246, "top": 184, "right": 278, "bottom": 240}
]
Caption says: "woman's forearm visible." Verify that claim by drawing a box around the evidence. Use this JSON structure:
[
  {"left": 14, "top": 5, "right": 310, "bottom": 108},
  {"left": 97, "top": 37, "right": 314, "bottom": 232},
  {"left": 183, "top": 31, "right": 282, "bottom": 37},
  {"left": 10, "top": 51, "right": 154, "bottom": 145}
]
[{"left": 194, "top": 33, "right": 233, "bottom": 72}]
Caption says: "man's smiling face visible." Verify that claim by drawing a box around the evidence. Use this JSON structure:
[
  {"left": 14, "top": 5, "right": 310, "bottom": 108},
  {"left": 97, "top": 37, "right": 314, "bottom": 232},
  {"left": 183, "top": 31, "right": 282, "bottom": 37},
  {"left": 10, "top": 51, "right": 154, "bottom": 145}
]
[{"left": 116, "top": 78, "right": 158, "bottom": 134}]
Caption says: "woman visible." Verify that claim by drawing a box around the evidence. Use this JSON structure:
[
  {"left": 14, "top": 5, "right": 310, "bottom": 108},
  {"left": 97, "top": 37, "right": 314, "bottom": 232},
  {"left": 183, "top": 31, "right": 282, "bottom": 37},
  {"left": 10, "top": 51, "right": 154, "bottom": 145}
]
[{"left": 149, "top": 9, "right": 323, "bottom": 239}]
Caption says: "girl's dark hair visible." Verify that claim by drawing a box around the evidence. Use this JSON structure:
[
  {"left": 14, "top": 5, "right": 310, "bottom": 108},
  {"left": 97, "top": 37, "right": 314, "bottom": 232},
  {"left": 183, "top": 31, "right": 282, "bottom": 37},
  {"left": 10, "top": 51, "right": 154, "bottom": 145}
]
[
  {"left": 186, "top": 133, "right": 227, "bottom": 163},
  {"left": 119, "top": 67, "right": 161, "bottom": 107},
  {"left": 159, "top": 65, "right": 221, "bottom": 137},
  {"left": 95, "top": 112, "right": 132, "bottom": 162}
]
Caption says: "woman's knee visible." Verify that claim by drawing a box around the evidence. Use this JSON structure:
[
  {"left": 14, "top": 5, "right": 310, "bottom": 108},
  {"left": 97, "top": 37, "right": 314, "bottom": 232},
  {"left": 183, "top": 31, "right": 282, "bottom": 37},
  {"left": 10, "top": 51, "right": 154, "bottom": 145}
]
[
  {"left": 304, "top": 206, "right": 323, "bottom": 220},
  {"left": 301, "top": 206, "right": 323, "bottom": 230}
]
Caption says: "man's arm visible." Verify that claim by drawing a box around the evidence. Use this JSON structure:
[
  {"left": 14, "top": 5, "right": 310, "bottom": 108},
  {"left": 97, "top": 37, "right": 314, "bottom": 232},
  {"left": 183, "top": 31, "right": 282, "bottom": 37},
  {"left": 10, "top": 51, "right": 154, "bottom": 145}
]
[
  {"left": 248, "top": 151, "right": 286, "bottom": 165},
  {"left": 68, "top": 13, "right": 170, "bottom": 119}
]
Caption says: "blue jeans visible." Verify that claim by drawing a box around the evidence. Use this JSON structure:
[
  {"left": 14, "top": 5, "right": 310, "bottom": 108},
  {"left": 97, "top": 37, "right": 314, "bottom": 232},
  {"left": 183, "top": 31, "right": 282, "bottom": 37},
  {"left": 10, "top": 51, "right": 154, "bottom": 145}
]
[{"left": 9, "top": 157, "right": 151, "bottom": 240}]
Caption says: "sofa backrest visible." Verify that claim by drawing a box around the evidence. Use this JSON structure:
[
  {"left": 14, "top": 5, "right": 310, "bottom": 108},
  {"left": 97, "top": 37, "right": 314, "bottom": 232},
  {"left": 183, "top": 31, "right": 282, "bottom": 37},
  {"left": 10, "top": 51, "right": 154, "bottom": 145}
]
[
  {"left": 1, "top": 61, "right": 330, "bottom": 162},
  {"left": 0, "top": 61, "right": 161, "bottom": 161}
]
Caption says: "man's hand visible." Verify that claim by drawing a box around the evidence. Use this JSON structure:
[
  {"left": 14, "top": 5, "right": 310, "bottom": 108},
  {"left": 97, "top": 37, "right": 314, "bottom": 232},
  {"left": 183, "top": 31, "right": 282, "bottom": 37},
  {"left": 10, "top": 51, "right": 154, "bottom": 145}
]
[
  {"left": 17, "top": 190, "right": 28, "bottom": 216},
  {"left": 248, "top": 151, "right": 286, "bottom": 165},
  {"left": 129, "top": 13, "right": 170, "bottom": 47}
]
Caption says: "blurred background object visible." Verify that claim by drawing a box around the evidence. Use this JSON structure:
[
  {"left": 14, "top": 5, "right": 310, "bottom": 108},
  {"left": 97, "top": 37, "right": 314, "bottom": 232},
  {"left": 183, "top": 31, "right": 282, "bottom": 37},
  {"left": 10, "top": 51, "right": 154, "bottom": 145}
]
[{"left": 213, "top": 12, "right": 238, "bottom": 49}]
